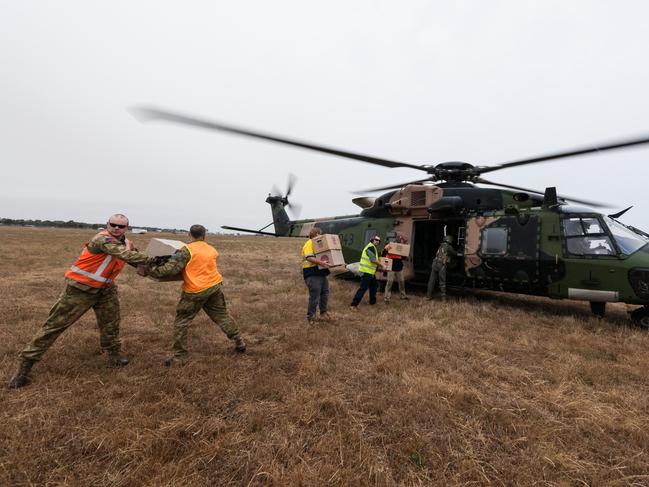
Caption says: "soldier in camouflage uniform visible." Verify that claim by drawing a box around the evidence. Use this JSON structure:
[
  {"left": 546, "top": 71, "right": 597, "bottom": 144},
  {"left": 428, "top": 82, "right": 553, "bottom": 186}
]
[
  {"left": 146, "top": 224, "right": 245, "bottom": 366},
  {"left": 426, "top": 235, "right": 458, "bottom": 300},
  {"left": 8, "top": 214, "right": 153, "bottom": 389}
]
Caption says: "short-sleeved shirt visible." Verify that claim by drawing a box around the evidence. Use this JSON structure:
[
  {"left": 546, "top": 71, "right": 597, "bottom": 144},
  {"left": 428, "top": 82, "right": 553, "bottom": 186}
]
[{"left": 301, "top": 239, "right": 330, "bottom": 278}]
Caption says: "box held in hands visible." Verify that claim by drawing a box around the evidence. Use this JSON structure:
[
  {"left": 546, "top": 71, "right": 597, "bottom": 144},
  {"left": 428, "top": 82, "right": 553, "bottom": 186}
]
[
  {"left": 140, "top": 238, "right": 186, "bottom": 281},
  {"left": 312, "top": 234, "right": 342, "bottom": 253},
  {"left": 317, "top": 248, "right": 346, "bottom": 269},
  {"left": 379, "top": 257, "right": 393, "bottom": 271},
  {"left": 386, "top": 242, "right": 410, "bottom": 257}
]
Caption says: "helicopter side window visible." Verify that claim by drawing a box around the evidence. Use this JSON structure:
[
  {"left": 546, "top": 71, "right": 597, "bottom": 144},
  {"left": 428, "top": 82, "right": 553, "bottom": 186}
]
[
  {"left": 563, "top": 218, "right": 584, "bottom": 236},
  {"left": 562, "top": 217, "right": 615, "bottom": 256},
  {"left": 480, "top": 227, "right": 508, "bottom": 256},
  {"left": 582, "top": 218, "right": 603, "bottom": 234}
]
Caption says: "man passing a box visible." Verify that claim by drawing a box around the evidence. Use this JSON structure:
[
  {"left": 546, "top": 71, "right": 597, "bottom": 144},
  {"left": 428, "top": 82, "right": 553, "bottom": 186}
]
[
  {"left": 146, "top": 224, "right": 246, "bottom": 365},
  {"left": 382, "top": 234, "right": 409, "bottom": 303},
  {"left": 8, "top": 213, "right": 154, "bottom": 389},
  {"left": 301, "top": 227, "right": 332, "bottom": 323}
]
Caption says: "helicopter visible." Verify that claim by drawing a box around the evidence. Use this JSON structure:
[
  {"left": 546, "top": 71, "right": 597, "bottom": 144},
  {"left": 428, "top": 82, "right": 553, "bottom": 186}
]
[{"left": 132, "top": 107, "right": 649, "bottom": 327}]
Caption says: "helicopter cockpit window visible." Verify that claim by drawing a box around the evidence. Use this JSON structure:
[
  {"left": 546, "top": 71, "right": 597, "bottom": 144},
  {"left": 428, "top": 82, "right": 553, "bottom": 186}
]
[
  {"left": 480, "top": 227, "right": 508, "bottom": 256},
  {"left": 604, "top": 216, "right": 648, "bottom": 255},
  {"left": 562, "top": 217, "right": 615, "bottom": 256}
]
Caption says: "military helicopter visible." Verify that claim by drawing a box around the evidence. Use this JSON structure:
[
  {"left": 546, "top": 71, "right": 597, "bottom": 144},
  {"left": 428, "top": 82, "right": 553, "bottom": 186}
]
[{"left": 132, "top": 107, "right": 649, "bottom": 327}]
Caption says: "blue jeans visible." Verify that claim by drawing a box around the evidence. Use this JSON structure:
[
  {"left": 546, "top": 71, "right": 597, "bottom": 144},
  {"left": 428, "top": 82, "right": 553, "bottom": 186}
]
[
  {"left": 305, "top": 275, "right": 329, "bottom": 319},
  {"left": 351, "top": 273, "right": 378, "bottom": 306}
]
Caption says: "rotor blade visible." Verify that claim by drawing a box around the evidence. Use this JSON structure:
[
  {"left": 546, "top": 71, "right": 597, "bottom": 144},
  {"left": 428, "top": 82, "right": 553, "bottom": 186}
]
[
  {"left": 476, "top": 178, "right": 610, "bottom": 208},
  {"left": 352, "top": 178, "right": 434, "bottom": 194},
  {"left": 130, "top": 106, "right": 426, "bottom": 171},
  {"left": 221, "top": 225, "right": 280, "bottom": 236},
  {"left": 271, "top": 184, "right": 282, "bottom": 197},
  {"left": 286, "top": 173, "right": 297, "bottom": 198},
  {"left": 480, "top": 134, "right": 649, "bottom": 174},
  {"left": 287, "top": 201, "right": 302, "bottom": 218}
]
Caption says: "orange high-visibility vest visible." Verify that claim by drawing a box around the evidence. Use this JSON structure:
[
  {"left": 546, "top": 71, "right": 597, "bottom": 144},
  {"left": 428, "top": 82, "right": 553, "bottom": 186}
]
[
  {"left": 182, "top": 240, "right": 223, "bottom": 293},
  {"left": 64, "top": 231, "right": 132, "bottom": 288}
]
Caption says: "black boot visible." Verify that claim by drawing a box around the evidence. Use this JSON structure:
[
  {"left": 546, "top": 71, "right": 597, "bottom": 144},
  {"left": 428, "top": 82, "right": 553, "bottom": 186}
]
[
  {"left": 232, "top": 334, "right": 246, "bottom": 353},
  {"left": 8, "top": 359, "right": 35, "bottom": 389},
  {"left": 107, "top": 353, "right": 129, "bottom": 367}
]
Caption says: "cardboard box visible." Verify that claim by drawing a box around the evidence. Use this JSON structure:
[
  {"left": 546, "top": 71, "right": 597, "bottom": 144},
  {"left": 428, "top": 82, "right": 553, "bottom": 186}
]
[
  {"left": 312, "top": 234, "right": 342, "bottom": 253},
  {"left": 317, "top": 248, "right": 346, "bottom": 269},
  {"left": 142, "top": 238, "right": 186, "bottom": 282},
  {"left": 386, "top": 242, "right": 410, "bottom": 257},
  {"left": 145, "top": 238, "right": 186, "bottom": 257},
  {"left": 379, "top": 257, "right": 393, "bottom": 271}
]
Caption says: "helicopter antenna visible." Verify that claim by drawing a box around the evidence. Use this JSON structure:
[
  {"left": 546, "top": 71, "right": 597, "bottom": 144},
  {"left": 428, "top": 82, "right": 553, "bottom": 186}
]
[{"left": 608, "top": 206, "right": 633, "bottom": 219}]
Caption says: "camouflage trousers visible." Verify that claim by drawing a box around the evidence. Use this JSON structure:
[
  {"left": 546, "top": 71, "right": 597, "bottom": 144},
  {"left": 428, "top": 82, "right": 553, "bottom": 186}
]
[
  {"left": 171, "top": 283, "right": 239, "bottom": 357},
  {"left": 426, "top": 264, "right": 447, "bottom": 298},
  {"left": 20, "top": 284, "right": 121, "bottom": 362}
]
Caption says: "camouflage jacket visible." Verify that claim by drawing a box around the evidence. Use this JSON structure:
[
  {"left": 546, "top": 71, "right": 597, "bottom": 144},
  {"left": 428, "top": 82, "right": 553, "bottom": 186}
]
[
  {"left": 433, "top": 242, "right": 457, "bottom": 267},
  {"left": 147, "top": 246, "right": 222, "bottom": 298},
  {"left": 67, "top": 233, "right": 150, "bottom": 293},
  {"left": 147, "top": 246, "right": 191, "bottom": 278}
]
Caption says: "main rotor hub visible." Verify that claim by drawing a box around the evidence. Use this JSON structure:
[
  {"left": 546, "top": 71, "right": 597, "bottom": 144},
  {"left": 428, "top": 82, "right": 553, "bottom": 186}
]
[{"left": 433, "top": 161, "right": 478, "bottom": 182}]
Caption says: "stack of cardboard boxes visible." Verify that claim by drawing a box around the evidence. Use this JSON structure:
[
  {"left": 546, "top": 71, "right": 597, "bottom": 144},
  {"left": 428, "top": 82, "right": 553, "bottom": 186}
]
[{"left": 312, "top": 234, "right": 346, "bottom": 269}]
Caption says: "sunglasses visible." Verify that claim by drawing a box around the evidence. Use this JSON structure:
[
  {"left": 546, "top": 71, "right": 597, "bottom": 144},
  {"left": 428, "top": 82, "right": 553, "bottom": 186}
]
[{"left": 108, "top": 223, "right": 127, "bottom": 229}]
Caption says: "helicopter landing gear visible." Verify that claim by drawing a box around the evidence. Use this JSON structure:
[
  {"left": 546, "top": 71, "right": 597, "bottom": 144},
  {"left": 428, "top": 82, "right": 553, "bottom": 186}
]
[
  {"left": 631, "top": 306, "right": 649, "bottom": 329},
  {"left": 589, "top": 301, "right": 606, "bottom": 318}
]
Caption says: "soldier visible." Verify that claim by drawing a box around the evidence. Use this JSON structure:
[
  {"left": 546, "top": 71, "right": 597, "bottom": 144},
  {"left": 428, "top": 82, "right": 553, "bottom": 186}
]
[
  {"left": 382, "top": 234, "right": 409, "bottom": 303},
  {"left": 350, "top": 235, "right": 384, "bottom": 309},
  {"left": 146, "top": 224, "right": 245, "bottom": 366},
  {"left": 301, "top": 227, "right": 332, "bottom": 323},
  {"left": 426, "top": 235, "right": 458, "bottom": 300},
  {"left": 7, "top": 214, "right": 153, "bottom": 389}
]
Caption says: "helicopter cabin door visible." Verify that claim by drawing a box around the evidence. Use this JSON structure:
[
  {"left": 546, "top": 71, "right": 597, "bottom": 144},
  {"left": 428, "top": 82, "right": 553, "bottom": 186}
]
[{"left": 464, "top": 214, "right": 541, "bottom": 293}]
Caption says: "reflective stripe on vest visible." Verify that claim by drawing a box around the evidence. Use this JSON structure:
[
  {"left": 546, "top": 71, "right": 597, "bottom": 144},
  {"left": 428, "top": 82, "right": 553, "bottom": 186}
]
[
  {"left": 70, "top": 255, "right": 114, "bottom": 284},
  {"left": 64, "top": 231, "right": 128, "bottom": 288},
  {"left": 359, "top": 242, "right": 378, "bottom": 275},
  {"left": 182, "top": 241, "right": 223, "bottom": 293}
]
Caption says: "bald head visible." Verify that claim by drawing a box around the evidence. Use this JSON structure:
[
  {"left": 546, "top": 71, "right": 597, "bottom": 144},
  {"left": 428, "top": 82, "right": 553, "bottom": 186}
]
[{"left": 106, "top": 214, "right": 129, "bottom": 237}]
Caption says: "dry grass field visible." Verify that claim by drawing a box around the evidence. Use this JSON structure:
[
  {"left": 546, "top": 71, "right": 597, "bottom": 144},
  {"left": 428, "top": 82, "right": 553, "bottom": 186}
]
[{"left": 2, "top": 227, "right": 649, "bottom": 486}]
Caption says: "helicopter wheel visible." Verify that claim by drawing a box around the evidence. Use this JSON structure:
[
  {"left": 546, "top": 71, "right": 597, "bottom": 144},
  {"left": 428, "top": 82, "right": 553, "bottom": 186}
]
[
  {"left": 630, "top": 307, "right": 649, "bottom": 329},
  {"left": 589, "top": 301, "right": 606, "bottom": 318}
]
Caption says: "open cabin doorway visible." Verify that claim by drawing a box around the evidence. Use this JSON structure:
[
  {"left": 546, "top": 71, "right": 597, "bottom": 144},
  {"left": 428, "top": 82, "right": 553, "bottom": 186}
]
[{"left": 412, "top": 219, "right": 465, "bottom": 282}]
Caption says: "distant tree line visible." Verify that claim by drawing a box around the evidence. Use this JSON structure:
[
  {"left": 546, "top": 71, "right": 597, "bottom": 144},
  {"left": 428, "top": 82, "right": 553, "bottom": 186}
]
[{"left": 0, "top": 218, "right": 185, "bottom": 233}]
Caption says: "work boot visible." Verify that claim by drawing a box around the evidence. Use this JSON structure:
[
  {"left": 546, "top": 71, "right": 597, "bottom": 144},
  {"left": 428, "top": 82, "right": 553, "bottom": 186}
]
[
  {"left": 107, "top": 353, "right": 129, "bottom": 367},
  {"left": 319, "top": 312, "right": 332, "bottom": 322},
  {"left": 7, "top": 359, "right": 35, "bottom": 389},
  {"left": 232, "top": 334, "right": 246, "bottom": 353},
  {"left": 164, "top": 356, "right": 188, "bottom": 367}
]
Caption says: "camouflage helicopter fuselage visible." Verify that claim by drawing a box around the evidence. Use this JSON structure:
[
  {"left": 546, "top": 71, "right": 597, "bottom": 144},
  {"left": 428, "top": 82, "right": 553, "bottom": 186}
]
[{"left": 269, "top": 184, "right": 649, "bottom": 314}]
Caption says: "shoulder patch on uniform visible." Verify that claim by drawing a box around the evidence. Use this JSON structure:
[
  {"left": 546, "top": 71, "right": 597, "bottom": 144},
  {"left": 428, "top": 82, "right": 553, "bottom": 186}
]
[{"left": 104, "top": 237, "right": 114, "bottom": 243}]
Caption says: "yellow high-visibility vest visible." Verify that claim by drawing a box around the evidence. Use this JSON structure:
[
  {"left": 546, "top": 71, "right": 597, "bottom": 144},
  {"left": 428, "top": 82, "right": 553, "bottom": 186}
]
[{"left": 359, "top": 242, "right": 378, "bottom": 275}]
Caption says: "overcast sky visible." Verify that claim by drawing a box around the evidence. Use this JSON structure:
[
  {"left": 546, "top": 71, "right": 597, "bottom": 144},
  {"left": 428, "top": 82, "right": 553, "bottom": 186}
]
[{"left": 2, "top": 1, "right": 649, "bottom": 232}]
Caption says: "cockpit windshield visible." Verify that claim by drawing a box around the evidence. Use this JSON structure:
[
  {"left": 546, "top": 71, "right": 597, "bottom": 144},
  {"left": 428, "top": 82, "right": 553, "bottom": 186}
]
[
  {"left": 562, "top": 216, "right": 649, "bottom": 256},
  {"left": 604, "top": 217, "right": 649, "bottom": 255}
]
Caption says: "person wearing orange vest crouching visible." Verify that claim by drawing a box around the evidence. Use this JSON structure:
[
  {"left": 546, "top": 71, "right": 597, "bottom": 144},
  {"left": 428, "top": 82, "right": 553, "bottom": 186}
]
[
  {"left": 7, "top": 213, "right": 154, "bottom": 389},
  {"left": 146, "top": 224, "right": 246, "bottom": 366}
]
